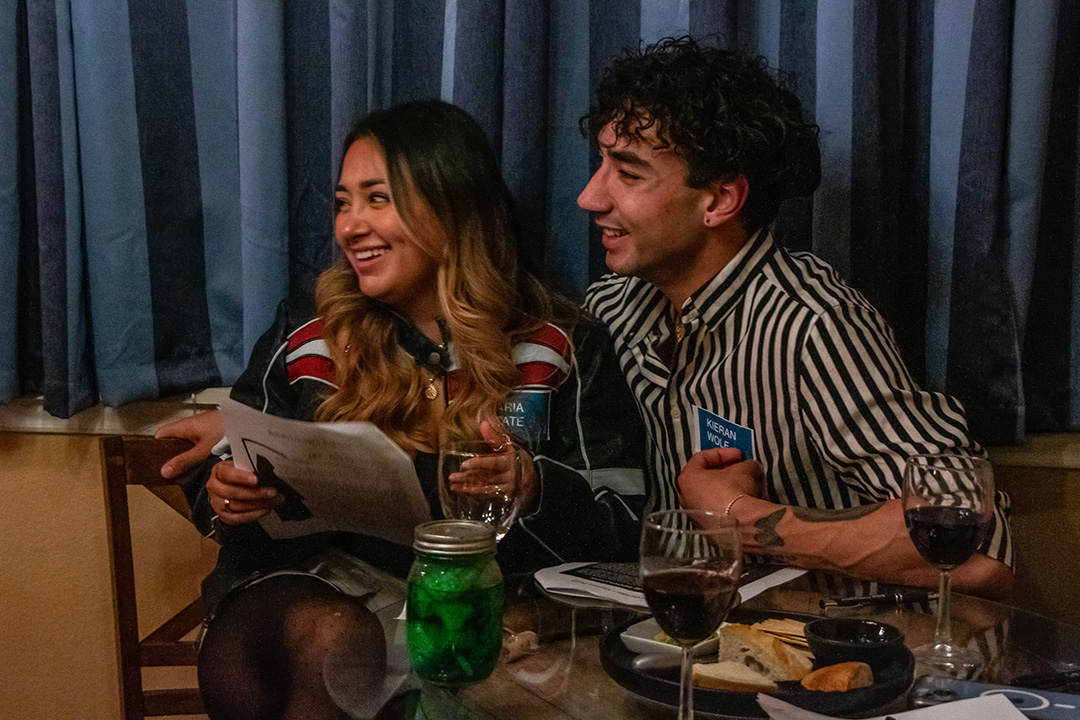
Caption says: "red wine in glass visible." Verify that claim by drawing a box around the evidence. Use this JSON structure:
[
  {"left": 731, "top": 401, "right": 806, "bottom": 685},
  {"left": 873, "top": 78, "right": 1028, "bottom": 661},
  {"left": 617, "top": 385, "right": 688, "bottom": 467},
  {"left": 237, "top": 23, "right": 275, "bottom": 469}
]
[
  {"left": 640, "top": 510, "right": 741, "bottom": 720},
  {"left": 902, "top": 455, "right": 994, "bottom": 678},
  {"left": 642, "top": 566, "right": 739, "bottom": 644},
  {"left": 904, "top": 506, "right": 989, "bottom": 569}
]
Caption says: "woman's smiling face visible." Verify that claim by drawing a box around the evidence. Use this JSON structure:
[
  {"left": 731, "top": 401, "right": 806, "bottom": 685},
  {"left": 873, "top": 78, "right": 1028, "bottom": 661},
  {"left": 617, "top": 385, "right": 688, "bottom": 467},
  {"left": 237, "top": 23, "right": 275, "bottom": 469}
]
[{"left": 334, "top": 137, "right": 442, "bottom": 324}]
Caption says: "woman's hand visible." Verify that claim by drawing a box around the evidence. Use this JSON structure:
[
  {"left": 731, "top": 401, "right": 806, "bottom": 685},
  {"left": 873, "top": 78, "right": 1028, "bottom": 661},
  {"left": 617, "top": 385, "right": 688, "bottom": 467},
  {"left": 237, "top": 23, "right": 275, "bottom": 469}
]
[
  {"left": 207, "top": 460, "right": 280, "bottom": 525},
  {"left": 156, "top": 409, "right": 226, "bottom": 479},
  {"left": 448, "top": 421, "right": 538, "bottom": 514}
]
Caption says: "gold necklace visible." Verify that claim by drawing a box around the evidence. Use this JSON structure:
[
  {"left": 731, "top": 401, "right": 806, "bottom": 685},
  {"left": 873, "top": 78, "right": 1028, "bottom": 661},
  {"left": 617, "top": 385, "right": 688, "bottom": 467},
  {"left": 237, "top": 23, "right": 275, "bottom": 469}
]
[
  {"left": 424, "top": 376, "right": 439, "bottom": 401},
  {"left": 423, "top": 342, "right": 446, "bottom": 401},
  {"left": 674, "top": 316, "right": 685, "bottom": 342}
]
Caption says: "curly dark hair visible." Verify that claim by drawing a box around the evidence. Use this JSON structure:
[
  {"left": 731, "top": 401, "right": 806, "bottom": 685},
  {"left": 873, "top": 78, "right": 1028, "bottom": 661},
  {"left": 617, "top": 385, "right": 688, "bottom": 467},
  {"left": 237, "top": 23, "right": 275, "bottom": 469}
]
[{"left": 582, "top": 36, "right": 821, "bottom": 233}]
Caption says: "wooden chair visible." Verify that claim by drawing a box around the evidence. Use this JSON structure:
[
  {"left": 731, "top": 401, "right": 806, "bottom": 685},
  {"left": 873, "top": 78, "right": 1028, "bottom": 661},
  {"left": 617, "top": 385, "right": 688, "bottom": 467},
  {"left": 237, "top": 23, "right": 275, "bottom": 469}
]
[{"left": 101, "top": 435, "right": 207, "bottom": 720}]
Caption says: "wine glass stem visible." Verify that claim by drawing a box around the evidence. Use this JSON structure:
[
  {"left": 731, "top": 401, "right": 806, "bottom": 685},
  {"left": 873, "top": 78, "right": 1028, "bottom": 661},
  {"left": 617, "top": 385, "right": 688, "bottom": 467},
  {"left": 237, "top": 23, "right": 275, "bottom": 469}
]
[
  {"left": 933, "top": 569, "right": 952, "bottom": 645},
  {"left": 678, "top": 645, "right": 694, "bottom": 720}
]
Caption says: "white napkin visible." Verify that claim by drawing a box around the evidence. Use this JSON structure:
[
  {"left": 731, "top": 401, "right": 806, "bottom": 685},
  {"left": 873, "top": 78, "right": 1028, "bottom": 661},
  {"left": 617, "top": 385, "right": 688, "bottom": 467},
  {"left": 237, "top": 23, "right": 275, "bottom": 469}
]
[{"left": 757, "top": 692, "right": 1028, "bottom": 720}]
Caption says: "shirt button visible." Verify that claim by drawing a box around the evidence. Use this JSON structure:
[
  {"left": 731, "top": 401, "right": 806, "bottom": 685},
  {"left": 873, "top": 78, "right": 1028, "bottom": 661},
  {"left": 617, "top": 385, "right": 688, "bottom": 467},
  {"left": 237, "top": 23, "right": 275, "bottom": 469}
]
[{"left": 670, "top": 407, "right": 682, "bottom": 419}]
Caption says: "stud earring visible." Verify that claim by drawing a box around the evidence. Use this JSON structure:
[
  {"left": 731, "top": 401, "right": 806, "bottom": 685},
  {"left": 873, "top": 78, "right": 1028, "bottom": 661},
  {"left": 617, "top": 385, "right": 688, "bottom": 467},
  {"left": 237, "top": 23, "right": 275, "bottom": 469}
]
[{"left": 704, "top": 218, "right": 712, "bottom": 225}]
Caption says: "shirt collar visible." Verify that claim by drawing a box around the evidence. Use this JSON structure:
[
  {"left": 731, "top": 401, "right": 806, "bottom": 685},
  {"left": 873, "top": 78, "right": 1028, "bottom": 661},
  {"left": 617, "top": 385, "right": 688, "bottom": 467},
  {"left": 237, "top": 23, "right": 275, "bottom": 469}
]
[
  {"left": 688, "top": 229, "right": 777, "bottom": 331},
  {"left": 626, "top": 230, "right": 778, "bottom": 349}
]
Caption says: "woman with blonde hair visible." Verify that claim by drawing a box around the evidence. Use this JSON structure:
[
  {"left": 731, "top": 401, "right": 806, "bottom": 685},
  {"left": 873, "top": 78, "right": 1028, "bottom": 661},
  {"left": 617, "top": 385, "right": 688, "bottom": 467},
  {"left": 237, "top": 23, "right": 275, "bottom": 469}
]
[{"left": 166, "top": 100, "right": 645, "bottom": 720}]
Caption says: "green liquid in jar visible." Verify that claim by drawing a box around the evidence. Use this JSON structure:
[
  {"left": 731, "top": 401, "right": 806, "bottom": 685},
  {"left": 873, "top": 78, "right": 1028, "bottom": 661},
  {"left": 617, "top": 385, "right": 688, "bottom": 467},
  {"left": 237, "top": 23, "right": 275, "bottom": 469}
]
[{"left": 406, "top": 556, "right": 503, "bottom": 685}]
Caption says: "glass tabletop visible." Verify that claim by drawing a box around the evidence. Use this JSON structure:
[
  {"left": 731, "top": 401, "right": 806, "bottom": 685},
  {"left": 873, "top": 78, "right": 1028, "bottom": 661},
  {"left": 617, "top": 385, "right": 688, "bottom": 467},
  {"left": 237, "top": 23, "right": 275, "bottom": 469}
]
[
  {"left": 747, "top": 573, "right": 1080, "bottom": 690},
  {"left": 326, "top": 570, "right": 1080, "bottom": 720}
]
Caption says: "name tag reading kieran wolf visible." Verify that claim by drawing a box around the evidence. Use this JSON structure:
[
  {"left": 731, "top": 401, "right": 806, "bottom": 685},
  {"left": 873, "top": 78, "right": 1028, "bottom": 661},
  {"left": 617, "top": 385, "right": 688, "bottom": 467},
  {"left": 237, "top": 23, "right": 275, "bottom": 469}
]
[{"left": 693, "top": 406, "right": 754, "bottom": 460}]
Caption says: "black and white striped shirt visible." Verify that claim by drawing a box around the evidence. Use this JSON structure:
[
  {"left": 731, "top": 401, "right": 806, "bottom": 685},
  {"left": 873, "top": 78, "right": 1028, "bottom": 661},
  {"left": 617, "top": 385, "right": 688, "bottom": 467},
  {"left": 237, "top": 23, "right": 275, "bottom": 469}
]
[{"left": 585, "top": 231, "right": 1012, "bottom": 566}]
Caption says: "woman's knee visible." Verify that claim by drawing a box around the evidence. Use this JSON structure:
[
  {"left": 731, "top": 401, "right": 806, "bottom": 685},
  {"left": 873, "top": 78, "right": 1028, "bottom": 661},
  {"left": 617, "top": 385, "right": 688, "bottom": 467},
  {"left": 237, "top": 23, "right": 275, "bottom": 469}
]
[
  {"left": 195, "top": 576, "right": 384, "bottom": 720},
  {"left": 282, "top": 596, "right": 387, "bottom": 690}
]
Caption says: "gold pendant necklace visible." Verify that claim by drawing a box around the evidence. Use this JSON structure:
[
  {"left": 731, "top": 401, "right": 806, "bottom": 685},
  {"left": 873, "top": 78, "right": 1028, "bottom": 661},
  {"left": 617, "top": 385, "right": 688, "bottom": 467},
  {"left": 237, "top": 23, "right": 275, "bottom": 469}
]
[{"left": 424, "top": 376, "right": 439, "bottom": 401}]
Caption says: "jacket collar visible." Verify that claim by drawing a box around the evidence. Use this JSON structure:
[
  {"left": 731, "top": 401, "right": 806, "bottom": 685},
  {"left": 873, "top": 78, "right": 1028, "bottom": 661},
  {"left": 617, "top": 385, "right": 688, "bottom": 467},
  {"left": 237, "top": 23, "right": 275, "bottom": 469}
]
[{"left": 394, "top": 315, "right": 451, "bottom": 374}]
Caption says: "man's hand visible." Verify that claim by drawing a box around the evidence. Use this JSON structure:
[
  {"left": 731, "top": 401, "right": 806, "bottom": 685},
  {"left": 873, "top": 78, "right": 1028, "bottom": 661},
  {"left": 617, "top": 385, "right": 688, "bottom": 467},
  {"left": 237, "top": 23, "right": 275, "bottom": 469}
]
[
  {"left": 156, "top": 409, "right": 225, "bottom": 479},
  {"left": 679, "top": 450, "right": 1013, "bottom": 599},
  {"left": 678, "top": 447, "right": 764, "bottom": 513}
]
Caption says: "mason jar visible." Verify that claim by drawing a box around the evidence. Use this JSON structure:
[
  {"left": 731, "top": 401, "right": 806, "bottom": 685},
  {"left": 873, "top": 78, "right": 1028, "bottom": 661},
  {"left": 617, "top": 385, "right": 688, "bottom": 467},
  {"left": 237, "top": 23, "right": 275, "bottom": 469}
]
[{"left": 406, "top": 520, "right": 503, "bottom": 685}]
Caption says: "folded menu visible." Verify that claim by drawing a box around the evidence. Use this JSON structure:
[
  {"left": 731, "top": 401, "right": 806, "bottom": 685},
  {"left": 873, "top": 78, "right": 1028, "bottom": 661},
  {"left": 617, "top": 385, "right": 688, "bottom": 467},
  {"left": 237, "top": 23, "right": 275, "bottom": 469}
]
[
  {"left": 219, "top": 398, "right": 431, "bottom": 545},
  {"left": 534, "top": 562, "right": 806, "bottom": 609},
  {"left": 757, "top": 692, "right": 1026, "bottom": 720}
]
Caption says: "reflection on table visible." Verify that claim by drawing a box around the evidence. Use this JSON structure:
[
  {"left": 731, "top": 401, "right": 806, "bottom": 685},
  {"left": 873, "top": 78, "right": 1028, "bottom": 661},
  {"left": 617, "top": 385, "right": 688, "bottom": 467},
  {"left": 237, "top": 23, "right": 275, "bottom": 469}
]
[{"left": 325, "top": 571, "right": 1080, "bottom": 720}]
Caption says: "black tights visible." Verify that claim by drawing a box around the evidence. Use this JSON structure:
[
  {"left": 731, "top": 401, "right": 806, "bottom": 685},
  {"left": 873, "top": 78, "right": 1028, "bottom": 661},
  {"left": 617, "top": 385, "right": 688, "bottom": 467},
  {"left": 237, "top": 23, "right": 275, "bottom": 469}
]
[{"left": 198, "top": 575, "right": 387, "bottom": 720}]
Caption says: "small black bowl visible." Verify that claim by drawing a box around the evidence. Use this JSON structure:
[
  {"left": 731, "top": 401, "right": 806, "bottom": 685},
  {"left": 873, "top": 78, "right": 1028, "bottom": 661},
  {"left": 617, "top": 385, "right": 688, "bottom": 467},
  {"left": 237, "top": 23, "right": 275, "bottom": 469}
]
[{"left": 804, "top": 618, "right": 906, "bottom": 671}]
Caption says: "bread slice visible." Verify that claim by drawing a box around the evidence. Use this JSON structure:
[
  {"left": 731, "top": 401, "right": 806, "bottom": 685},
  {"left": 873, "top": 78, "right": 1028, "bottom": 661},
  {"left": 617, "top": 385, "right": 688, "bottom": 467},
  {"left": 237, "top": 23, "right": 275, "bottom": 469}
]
[
  {"left": 751, "top": 619, "right": 810, "bottom": 648},
  {"left": 800, "top": 661, "right": 874, "bottom": 692},
  {"left": 716, "top": 624, "right": 814, "bottom": 681},
  {"left": 693, "top": 661, "right": 779, "bottom": 693}
]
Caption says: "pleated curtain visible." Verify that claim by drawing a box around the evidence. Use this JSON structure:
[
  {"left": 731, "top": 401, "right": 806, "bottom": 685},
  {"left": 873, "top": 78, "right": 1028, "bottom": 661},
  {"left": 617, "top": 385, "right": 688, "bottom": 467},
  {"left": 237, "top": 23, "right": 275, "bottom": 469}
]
[{"left": 2, "top": 0, "right": 1078, "bottom": 448}]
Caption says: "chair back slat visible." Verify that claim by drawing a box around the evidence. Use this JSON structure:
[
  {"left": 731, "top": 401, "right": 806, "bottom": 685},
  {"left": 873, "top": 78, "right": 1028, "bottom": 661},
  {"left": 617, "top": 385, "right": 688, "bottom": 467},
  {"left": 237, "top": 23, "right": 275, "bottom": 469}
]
[
  {"left": 141, "top": 640, "right": 200, "bottom": 667},
  {"left": 100, "top": 435, "right": 205, "bottom": 720},
  {"left": 143, "top": 689, "right": 206, "bottom": 717},
  {"left": 141, "top": 597, "right": 204, "bottom": 645},
  {"left": 119, "top": 436, "right": 196, "bottom": 487}
]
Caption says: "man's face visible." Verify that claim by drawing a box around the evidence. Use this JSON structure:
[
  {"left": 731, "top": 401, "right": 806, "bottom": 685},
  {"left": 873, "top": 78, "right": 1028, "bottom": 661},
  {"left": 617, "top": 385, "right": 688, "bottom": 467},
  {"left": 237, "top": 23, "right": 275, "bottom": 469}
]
[{"left": 577, "top": 121, "right": 713, "bottom": 290}]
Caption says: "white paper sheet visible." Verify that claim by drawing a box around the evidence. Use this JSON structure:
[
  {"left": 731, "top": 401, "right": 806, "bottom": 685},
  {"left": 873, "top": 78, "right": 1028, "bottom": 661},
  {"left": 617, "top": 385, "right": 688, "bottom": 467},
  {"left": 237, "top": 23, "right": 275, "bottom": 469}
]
[
  {"left": 220, "top": 398, "right": 431, "bottom": 545},
  {"left": 739, "top": 566, "right": 807, "bottom": 601},
  {"left": 534, "top": 562, "right": 806, "bottom": 609},
  {"left": 757, "top": 692, "right": 1028, "bottom": 720},
  {"left": 534, "top": 562, "right": 650, "bottom": 608}
]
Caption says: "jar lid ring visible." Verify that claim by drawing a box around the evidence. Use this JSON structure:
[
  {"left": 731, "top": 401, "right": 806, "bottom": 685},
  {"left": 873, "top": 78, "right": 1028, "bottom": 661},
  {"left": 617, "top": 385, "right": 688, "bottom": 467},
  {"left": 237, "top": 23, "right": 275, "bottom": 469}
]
[{"left": 413, "top": 519, "right": 496, "bottom": 555}]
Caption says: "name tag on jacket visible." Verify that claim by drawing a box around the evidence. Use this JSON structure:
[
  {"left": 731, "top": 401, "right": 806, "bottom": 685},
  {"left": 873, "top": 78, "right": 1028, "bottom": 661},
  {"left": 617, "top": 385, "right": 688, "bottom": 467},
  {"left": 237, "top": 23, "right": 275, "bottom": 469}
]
[{"left": 501, "top": 390, "right": 552, "bottom": 442}]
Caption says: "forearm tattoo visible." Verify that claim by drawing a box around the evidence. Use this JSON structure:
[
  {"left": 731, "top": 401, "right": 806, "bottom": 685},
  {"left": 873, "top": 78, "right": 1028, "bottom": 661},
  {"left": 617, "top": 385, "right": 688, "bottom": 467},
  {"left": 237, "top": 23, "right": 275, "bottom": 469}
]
[
  {"left": 754, "top": 509, "right": 785, "bottom": 547},
  {"left": 752, "top": 503, "right": 886, "bottom": 551},
  {"left": 790, "top": 503, "right": 885, "bottom": 523}
]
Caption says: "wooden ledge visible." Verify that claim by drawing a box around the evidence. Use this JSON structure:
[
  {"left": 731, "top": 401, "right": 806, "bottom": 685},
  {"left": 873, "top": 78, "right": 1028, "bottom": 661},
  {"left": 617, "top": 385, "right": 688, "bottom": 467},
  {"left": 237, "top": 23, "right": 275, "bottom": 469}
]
[
  {"left": 987, "top": 434, "right": 1080, "bottom": 470},
  {"left": 0, "top": 388, "right": 230, "bottom": 435}
]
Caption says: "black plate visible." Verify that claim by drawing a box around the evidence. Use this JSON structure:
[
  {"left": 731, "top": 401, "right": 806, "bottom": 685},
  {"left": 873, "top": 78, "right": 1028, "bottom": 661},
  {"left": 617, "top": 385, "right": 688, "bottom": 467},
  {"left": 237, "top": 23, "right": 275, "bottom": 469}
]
[{"left": 600, "top": 610, "right": 915, "bottom": 719}]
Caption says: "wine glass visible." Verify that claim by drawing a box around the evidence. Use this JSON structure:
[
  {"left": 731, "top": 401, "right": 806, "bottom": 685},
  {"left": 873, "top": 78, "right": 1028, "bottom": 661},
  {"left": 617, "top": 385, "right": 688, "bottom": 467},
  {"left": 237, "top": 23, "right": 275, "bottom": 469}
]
[
  {"left": 640, "top": 510, "right": 742, "bottom": 720},
  {"left": 902, "top": 454, "right": 994, "bottom": 677},
  {"left": 438, "top": 439, "right": 521, "bottom": 541}
]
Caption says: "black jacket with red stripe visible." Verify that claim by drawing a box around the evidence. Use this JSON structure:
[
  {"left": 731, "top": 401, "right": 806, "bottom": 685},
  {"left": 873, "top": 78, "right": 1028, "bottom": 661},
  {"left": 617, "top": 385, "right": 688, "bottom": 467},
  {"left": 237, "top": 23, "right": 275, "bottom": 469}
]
[{"left": 186, "top": 298, "right": 648, "bottom": 609}]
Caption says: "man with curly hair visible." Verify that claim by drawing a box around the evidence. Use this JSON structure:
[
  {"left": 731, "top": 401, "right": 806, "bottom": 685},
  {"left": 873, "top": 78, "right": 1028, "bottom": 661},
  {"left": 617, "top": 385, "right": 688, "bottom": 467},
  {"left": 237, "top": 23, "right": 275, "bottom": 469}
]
[{"left": 581, "top": 36, "right": 1013, "bottom": 598}]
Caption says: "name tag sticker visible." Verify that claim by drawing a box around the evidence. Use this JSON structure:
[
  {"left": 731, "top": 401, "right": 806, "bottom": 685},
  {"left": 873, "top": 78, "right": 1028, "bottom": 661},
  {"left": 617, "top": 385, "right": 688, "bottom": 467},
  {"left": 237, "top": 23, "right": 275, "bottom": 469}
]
[
  {"left": 693, "top": 406, "right": 754, "bottom": 460},
  {"left": 501, "top": 390, "right": 551, "bottom": 442}
]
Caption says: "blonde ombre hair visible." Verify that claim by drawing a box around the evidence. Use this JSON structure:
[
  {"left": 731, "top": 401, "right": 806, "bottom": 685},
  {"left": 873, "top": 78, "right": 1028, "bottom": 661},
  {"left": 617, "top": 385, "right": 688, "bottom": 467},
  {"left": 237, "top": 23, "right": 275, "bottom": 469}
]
[{"left": 315, "top": 101, "right": 574, "bottom": 454}]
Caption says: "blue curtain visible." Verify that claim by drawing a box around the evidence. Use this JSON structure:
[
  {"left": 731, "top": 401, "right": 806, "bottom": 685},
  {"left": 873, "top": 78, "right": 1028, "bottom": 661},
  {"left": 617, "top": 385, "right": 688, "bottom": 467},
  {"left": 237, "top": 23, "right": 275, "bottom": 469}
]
[{"left": 2, "top": 0, "right": 1078, "bottom": 447}]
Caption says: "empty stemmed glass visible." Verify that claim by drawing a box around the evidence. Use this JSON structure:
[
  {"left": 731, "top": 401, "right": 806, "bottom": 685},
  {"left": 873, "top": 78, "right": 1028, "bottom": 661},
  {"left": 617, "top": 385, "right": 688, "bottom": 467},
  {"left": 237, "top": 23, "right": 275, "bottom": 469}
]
[
  {"left": 902, "top": 454, "right": 994, "bottom": 677},
  {"left": 640, "top": 510, "right": 742, "bottom": 720},
  {"left": 438, "top": 436, "right": 522, "bottom": 541}
]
